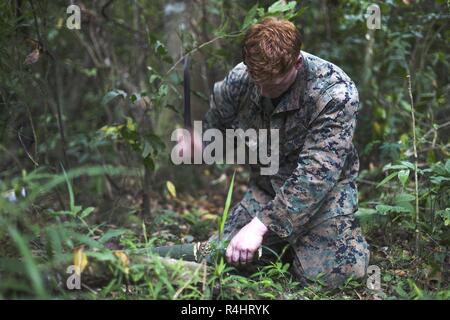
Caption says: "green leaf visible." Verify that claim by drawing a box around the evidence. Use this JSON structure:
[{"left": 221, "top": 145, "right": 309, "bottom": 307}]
[
  {"left": 259, "top": 292, "right": 276, "bottom": 299},
  {"left": 436, "top": 208, "right": 450, "bottom": 226},
  {"left": 400, "top": 99, "right": 412, "bottom": 112},
  {"left": 80, "top": 207, "right": 95, "bottom": 219},
  {"left": 383, "top": 161, "right": 415, "bottom": 171},
  {"left": 445, "top": 159, "right": 450, "bottom": 174},
  {"left": 142, "top": 141, "right": 152, "bottom": 159},
  {"left": 219, "top": 171, "right": 236, "bottom": 241},
  {"left": 400, "top": 161, "right": 415, "bottom": 170},
  {"left": 268, "top": 0, "right": 297, "bottom": 14},
  {"left": 394, "top": 193, "right": 416, "bottom": 203},
  {"left": 8, "top": 227, "right": 47, "bottom": 298},
  {"left": 395, "top": 282, "right": 410, "bottom": 298},
  {"left": 376, "top": 171, "right": 398, "bottom": 188},
  {"left": 375, "top": 204, "right": 411, "bottom": 215},
  {"left": 242, "top": 4, "right": 259, "bottom": 30},
  {"left": 383, "top": 164, "right": 407, "bottom": 171},
  {"left": 397, "top": 169, "right": 410, "bottom": 187},
  {"left": 408, "top": 279, "right": 424, "bottom": 299},
  {"left": 355, "top": 207, "right": 378, "bottom": 218},
  {"left": 430, "top": 176, "right": 450, "bottom": 185},
  {"left": 149, "top": 74, "right": 160, "bottom": 85},
  {"left": 289, "top": 6, "right": 307, "bottom": 19},
  {"left": 102, "top": 89, "right": 127, "bottom": 106},
  {"left": 70, "top": 232, "right": 103, "bottom": 249},
  {"left": 72, "top": 205, "right": 82, "bottom": 215},
  {"left": 61, "top": 165, "right": 75, "bottom": 213},
  {"left": 46, "top": 226, "right": 63, "bottom": 261},
  {"left": 158, "top": 84, "right": 168, "bottom": 97},
  {"left": 99, "top": 229, "right": 126, "bottom": 243},
  {"left": 87, "top": 251, "right": 116, "bottom": 262},
  {"left": 397, "top": 202, "right": 414, "bottom": 214}
]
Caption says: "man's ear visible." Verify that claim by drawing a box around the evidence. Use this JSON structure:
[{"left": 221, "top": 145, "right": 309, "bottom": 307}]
[{"left": 295, "top": 55, "right": 303, "bottom": 70}]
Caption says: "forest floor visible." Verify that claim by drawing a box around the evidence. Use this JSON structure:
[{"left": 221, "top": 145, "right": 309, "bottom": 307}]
[
  {"left": 79, "top": 168, "right": 448, "bottom": 300},
  {"left": 2, "top": 167, "right": 446, "bottom": 300}
]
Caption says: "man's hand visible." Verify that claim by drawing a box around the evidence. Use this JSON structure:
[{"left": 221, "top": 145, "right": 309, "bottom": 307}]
[{"left": 226, "top": 217, "right": 268, "bottom": 265}]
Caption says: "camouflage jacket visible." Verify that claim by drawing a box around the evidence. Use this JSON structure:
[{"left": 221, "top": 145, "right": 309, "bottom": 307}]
[{"left": 204, "top": 51, "right": 360, "bottom": 239}]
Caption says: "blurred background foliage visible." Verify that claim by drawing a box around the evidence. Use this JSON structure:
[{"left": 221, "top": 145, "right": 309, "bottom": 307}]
[{"left": 0, "top": 0, "right": 448, "bottom": 299}]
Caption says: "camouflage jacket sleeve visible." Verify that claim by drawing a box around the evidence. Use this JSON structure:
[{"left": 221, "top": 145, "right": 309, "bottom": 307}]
[
  {"left": 256, "top": 84, "right": 359, "bottom": 238},
  {"left": 203, "top": 63, "right": 247, "bottom": 133}
]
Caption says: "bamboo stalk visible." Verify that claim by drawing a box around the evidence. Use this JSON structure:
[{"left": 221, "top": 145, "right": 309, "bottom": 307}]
[
  {"left": 50, "top": 242, "right": 267, "bottom": 290},
  {"left": 50, "top": 249, "right": 211, "bottom": 290}
]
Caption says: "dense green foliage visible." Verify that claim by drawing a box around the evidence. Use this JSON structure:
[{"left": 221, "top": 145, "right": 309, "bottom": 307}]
[{"left": 0, "top": 0, "right": 448, "bottom": 299}]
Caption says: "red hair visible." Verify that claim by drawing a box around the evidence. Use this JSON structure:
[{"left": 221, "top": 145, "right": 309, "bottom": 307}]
[{"left": 242, "top": 17, "right": 302, "bottom": 83}]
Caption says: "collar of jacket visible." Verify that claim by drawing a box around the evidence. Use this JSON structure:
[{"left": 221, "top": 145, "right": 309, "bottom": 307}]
[{"left": 248, "top": 52, "right": 309, "bottom": 115}]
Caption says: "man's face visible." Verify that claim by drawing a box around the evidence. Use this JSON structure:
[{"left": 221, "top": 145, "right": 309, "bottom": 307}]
[{"left": 252, "top": 56, "right": 302, "bottom": 99}]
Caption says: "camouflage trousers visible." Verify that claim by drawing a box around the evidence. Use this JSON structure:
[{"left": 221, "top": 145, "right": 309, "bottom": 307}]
[{"left": 208, "top": 203, "right": 370, "bottom": 288}]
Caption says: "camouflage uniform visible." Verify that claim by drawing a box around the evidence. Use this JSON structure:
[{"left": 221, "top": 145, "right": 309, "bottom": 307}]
[{"left": 203, "top": 51, "right": 370, "bottom": 288}]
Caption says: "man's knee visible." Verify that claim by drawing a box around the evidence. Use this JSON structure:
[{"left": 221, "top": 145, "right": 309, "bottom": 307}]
[
  {"left": 290, "top": 251, "right": 369, "bottom": 289},
  {"left": 326, "top": 250, "right": 370, "bottom": 288},
  {"left": 289, "top": 216, "right": 370, "bottom": 288}
]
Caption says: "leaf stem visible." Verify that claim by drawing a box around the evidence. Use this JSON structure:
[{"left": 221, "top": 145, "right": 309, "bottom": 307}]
[{"left": 407, "top": 74, "right": 420, "bottom": 255}]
